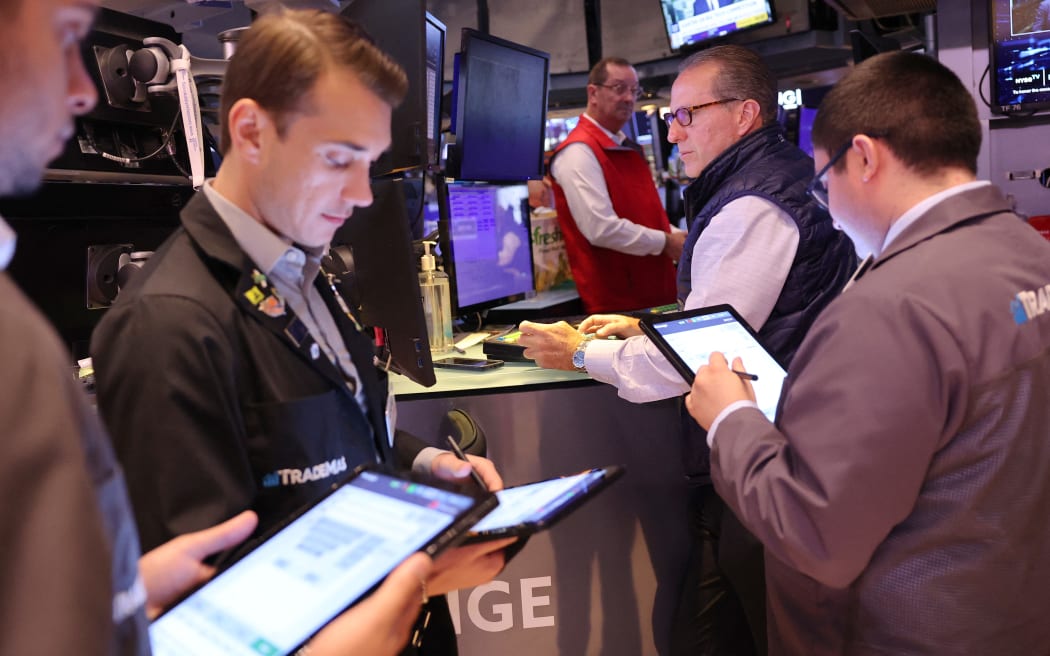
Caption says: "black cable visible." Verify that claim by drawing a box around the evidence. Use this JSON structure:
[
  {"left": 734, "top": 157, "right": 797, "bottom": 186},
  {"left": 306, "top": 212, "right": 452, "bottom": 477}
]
[
  {"left": 90, "top": 108, "right": 182, "bottom": 165},
  {"left": 977, "top": 64, "right": 992, "bottom": 108}
]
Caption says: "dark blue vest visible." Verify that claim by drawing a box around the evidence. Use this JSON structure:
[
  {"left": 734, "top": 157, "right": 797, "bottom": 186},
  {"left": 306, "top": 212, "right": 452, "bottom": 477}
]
[{"left": 677, "top": 124, "right": 856, "bottom": 483}]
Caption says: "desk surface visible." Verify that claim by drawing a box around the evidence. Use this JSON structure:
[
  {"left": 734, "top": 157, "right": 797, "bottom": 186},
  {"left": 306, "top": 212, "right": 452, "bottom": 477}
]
[{"left": 391, "top": 344, "right": 593, "bottom": 399}]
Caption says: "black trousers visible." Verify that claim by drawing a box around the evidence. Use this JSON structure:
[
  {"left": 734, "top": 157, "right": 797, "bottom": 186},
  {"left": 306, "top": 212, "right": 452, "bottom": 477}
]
[{"left": 670, "top": 484, "right": 767, "bottom": 656}]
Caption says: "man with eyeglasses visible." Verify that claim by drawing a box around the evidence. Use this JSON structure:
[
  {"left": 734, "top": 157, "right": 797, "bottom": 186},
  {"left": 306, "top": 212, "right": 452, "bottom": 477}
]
[
  {"left": 519, "top": 45, "right": 854, "bottom": 656},
  {"left": 687, "top": 51, "right": 1050, "bottom": 655},
  {"left": 548, "top": 56, "right": 685, "bottom": 314}
]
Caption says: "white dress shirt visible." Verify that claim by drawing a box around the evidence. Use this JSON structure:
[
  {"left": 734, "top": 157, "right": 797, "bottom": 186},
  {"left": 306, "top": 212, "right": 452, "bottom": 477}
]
[
  {"left": 551, "top": 113, "right": 670, "bottom": 256},
  {"left": 585, "top": 195, "right": 800, "bottom": 403}
]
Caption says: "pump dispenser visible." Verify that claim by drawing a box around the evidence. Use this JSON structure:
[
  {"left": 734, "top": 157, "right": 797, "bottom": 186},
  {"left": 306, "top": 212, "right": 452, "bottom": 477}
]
[{"left": 419, "top": 241, "right": 454, "bottom": 354}]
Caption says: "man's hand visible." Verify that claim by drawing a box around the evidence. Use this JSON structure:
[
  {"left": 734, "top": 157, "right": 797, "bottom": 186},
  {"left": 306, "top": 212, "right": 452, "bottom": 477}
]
[
  {"left": 662, "top": 227, "right": 687, "bottom": 262},
  {"left": 427, "top": 537, "right": 517, "bottom": 595},
  {"left": 577, "top": 314, "right": 643, "bottom": 339},
  {"left": 138, "top": 510, "right": 259, "bottom": 619},
  {"left": 517, "top": 320, "right": 581, "bottom": 370},
  {"left": 431, "top": 452, "right": 504, "bottom": 491},
  {"left": 306, "top": 553, "right": 433, "bottom": 656},
  {"left": 684, "top": 352, "right": 756, "bottom": 430}
]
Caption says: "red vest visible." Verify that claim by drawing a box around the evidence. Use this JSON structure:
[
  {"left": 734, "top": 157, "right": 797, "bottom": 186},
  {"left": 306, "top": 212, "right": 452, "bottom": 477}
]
[{"left": 551, "top": 117, "right": 677, "bottom": 313}]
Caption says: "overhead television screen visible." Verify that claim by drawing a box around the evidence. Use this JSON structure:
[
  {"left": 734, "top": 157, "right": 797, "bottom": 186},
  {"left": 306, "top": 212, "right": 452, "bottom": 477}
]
[
  {"left": 989, "top": 0, "right": 1050, "bottom": 114},
  {"left": 659, "top": 0, "right": 775, "bottom": 52}
]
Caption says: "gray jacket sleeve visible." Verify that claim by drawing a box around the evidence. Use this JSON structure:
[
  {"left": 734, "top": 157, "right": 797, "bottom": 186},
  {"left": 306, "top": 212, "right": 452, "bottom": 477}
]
[
  {"left": 0, "top": 276, "right": 116, "bottom": 655},
  {"left": 710, "top": 287, "right": 967, "bottom": 588}
]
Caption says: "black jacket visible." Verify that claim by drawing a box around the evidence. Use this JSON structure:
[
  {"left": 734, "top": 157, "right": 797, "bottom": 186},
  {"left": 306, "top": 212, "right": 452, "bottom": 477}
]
[{"left": 92, "top": 193, "right": 426, "bottom": 551}]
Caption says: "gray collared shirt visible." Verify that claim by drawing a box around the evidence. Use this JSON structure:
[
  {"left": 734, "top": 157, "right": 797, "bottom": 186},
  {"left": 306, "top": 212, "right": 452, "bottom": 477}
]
[{"left": 201, "top": 181, "right": 368, "bottom": 415}]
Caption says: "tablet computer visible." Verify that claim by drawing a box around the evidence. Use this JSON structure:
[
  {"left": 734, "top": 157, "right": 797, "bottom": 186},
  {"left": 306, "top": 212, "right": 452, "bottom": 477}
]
[
  {"left": 639, "top": 304, "right": 788, "bottom": 422},
  {"left": 464, "top": 465, "right": 624, "bottom": 543},
  {"left": 150, "top": 466, "right": 496, "bottom": 656}
]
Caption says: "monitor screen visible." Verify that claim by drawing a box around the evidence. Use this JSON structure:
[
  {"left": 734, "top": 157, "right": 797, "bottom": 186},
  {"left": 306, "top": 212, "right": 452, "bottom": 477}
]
[
  {"left": 989, "top": 0, "right": 1050, "bottom": 114},
  {"left": 330, "top": 178, "right": 436, "bottom": 387},
  {"left": 447, "top": 29, "right": 550, "bottom": 181},
  {"left": 659, "top": 0, "right": 775, "bottom": 52},
  {"left": 342, "top": 1, "right": 445, "bottom": 174},
  {"left": 797, "top": 106, "right": 817, "bottom": 157},
  {"left": 438, "top": 180, "right": 535, "bottom": 315}
]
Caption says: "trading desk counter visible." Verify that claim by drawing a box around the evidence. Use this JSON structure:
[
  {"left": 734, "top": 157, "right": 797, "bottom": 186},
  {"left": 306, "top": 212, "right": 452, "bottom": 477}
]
[{"left": 392, "top": 348, "right": 690, "bottom": 656}]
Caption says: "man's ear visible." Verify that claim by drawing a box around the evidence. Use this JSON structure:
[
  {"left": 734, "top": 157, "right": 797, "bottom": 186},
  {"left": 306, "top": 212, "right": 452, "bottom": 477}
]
[
  {"left": 225, "top": 98, "right": 270, "bottom": 164},
  {"left": 852, "top": 134, "right": 882, "bottom": 183},
  {"left": 736, "top": 99, "right": 762, "bottom": 135}
]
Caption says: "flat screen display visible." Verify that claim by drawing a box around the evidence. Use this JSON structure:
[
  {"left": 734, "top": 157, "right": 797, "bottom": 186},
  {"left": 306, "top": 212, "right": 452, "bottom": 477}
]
[
  {"left": 448, "top": 29, "right": 550, "bottom": 181},
  {"left": 989, "top": 0, "right": 1050, "bottom": 114},
  {"left": 797, "top": 106, "right": 817, "bottom": 157},
  {"left": 659, "top": 0, "right": 775, "bottom": 52},
  {"left": 439, "top": 180, "right": 535, "bottom": 315},
  {"left": 150, "top": 468, "right": 493, "bottom": 656},
  {"left": 640, "top": 305, "right": 788, "bottom": 422}
]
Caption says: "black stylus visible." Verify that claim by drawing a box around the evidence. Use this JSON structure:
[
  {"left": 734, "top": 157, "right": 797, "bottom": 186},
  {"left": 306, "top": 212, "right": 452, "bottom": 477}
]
[{"left": 445, "top": 434, "right": 488, "bottom": 490}]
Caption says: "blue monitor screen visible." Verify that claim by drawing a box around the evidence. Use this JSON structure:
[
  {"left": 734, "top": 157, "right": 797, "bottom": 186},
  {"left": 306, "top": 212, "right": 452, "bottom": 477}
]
[
  {"left": 440, "top": 181, "right": 534, "bottom": 315},
  {"left": 798, "top": 107, "right": 817, "bottom": 157},
  {"left": 989, "top": 0, "right": 1050, "bottom": 114},
  {"left": 659, "top": 0, "right": 775, "bottom": 52}
]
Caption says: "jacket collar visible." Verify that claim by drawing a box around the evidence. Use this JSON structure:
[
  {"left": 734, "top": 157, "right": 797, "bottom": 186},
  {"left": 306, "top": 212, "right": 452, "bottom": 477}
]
[
  {"left": 180, "top": 192, "right": 356, "bottom": 394},
  {"left": 684, "top": 123, "right": 787, "bottom": 209},
  {"left": 875, "top": 184, "right": 1014, "bottom": 268}
]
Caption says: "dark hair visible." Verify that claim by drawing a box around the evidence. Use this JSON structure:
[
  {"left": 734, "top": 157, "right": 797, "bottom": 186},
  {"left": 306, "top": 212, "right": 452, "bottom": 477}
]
[
  {"left": 678, "top": 45, "right": 777, "bottom": 125},
  {"left": 811, "top": 51, "right": 981, "bottom": 176},
  {"left": 588, "top": 57, "right": 634, "bottom": 85},
  {"left": 220, "top": 9, "right": 408, "bottom": 152}
]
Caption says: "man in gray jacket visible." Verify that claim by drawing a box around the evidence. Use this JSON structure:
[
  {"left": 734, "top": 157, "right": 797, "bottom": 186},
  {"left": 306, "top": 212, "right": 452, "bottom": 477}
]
[{"left": 687, "top": 51, "right": 1050, "bottom": 654}]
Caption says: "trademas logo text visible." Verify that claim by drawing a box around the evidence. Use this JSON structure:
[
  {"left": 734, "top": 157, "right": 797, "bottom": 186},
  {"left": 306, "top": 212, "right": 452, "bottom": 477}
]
[
  {"left": 1011, "top": 284, "right": 1050, "bottom": 324},
  {"left": 262, "top": 456, "right": 348, "bottom": 487}
]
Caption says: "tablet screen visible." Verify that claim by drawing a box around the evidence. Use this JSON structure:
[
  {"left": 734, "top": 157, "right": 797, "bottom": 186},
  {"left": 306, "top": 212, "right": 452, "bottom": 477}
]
[
  {"left": 470, "top": 468, "right": 613, "bottom": 534},
  {"left": 150, "top": 470, "right": 486, "bottom": 656},
  {"left": 648, "top": 309, "right": 787, "bottom": 421}
]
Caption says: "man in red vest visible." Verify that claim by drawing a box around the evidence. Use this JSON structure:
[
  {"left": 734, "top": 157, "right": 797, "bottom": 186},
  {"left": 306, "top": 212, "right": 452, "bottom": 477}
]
[{"left": 550, "top": 57, "right": 684, "bottom": 313}]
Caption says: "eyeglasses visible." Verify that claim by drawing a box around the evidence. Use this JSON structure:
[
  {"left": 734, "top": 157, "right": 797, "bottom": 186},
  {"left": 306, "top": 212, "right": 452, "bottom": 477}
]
[
  {"left": 806, "top": 141, "right": 851, "bottom": 211},
  {"left": 662, "top": 98, "right": 741, "bottom": 127},
  {"left": 594, "top": 82, "right": 643, "bottom": 99}
]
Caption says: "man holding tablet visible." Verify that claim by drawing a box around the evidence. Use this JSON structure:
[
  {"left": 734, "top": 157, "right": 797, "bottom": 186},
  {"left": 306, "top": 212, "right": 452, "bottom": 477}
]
[
  {"left": 688, "top": 52, "right": 1050, "bottom": 654},
  {"left": 0, "top": 1, "right": 438, "bottom": 654},
  {"left": 92, "top": 9, "right": 513, "bottom": 654}
]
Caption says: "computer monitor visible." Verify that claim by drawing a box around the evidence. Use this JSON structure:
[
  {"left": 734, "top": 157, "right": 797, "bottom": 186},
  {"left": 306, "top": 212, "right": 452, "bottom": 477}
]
[
  {"left": 438, "top": 180, "right": 535, "bottom": 315},
  {"left": 330, "top": 178, "right": 436, "bottom": 387},
  {"left": 797, "top": 107, "right": 818, "bottom": 157},
  {"left": 446, "top": 30, "right": 550, "bottom": 181},
  {"left": 342, "top": 1, "right": 445, "bottom": 174},
  {"left": 989, "top": 0, "right": 1050, "bottom": 115},
  {"left": 659, "top": 0, "right": 776, "bottom": 52}
]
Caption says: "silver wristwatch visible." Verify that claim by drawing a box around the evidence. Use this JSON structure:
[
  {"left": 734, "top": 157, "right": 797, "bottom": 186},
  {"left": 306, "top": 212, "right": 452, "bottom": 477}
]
[{"left": 572, "top": 336, "right": 591, "bottom": 371}]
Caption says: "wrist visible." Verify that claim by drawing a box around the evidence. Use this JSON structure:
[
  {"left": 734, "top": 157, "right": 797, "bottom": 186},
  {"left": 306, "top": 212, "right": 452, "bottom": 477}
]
[{"left": 571, "top": 334, "right": 594, "bottom": 371}]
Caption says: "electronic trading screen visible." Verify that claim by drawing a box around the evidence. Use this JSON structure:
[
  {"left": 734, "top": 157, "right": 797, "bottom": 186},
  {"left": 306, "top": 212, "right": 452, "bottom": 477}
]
[{"left": 442, "top": 181, "right": 534, "bottom": 314}]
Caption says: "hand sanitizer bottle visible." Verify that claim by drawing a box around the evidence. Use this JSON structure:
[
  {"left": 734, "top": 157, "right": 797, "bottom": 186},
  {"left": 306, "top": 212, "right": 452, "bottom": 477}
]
[{"left": 419, "top": 241, "right": 453, "bottom": 354}]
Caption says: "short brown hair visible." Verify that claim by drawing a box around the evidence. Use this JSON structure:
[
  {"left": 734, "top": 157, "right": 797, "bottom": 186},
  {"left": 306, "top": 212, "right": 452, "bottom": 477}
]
[
  {"left": 811, "top": 52, "right": 981, "bottom": 176},
  {"left": 220, "top": 9, "right": 408, "bottom": 152},
  {"left": 678, "top": 45, "right": 777, "bottom": 125},
  {"left": 588, "top": 57, "right": 633, "bottom": 86}
]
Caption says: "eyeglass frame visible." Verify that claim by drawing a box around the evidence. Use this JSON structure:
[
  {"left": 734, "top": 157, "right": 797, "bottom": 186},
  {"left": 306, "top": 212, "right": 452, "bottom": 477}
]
[
  {"left": 806, "top": 140, "right": 852, "bottom": 211},
  {"left": 806, "top": 133, "right": 890, "bottom": 211},
  {"left": 662, "top": 98, "right": 742, "bottom": 128},
  {"left": 593, "top": 81, "right": 644, "bottom": 99}
]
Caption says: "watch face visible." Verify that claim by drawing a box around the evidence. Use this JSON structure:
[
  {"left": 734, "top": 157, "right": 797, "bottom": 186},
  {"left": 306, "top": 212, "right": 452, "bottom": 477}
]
[{"left": 572, "top": 346, "right": 586, "bottom": 370}]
